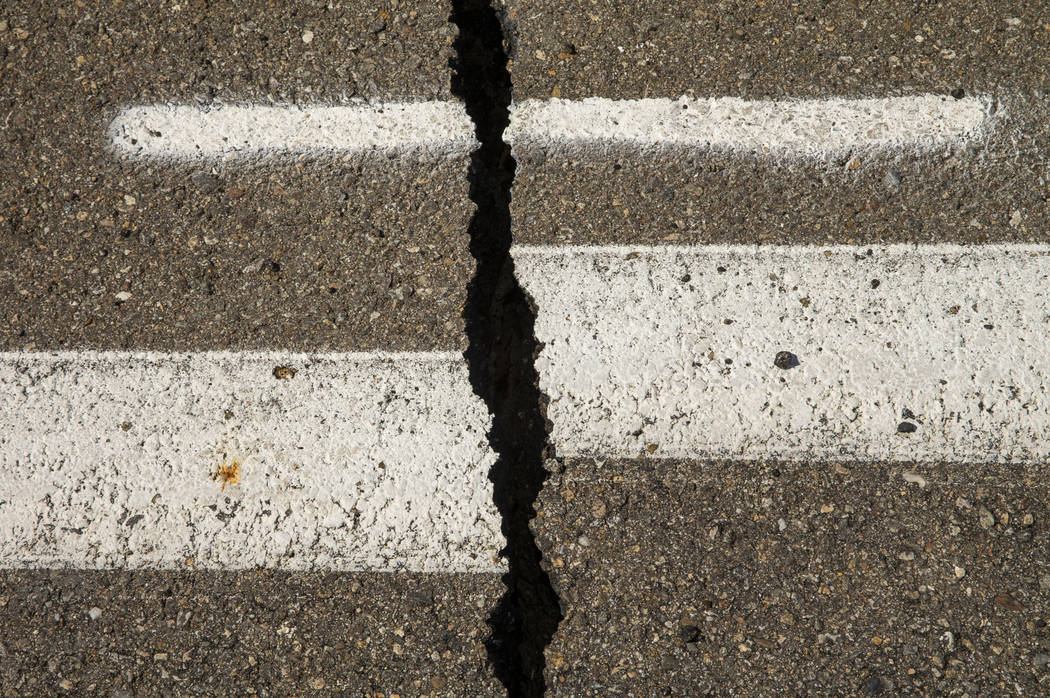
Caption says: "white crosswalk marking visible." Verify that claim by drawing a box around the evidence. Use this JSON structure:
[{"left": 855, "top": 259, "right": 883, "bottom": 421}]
[
  {"left": 0, "top": 351, "right": 503, "bottom": 572},
  {"left": 506, "top": 95, "right": 993, "bottom": 156},
  {"left": 514, "top": 244, "right": 1050, "bottom": 462},
  {"left": 108, "top": 102, "right": 477, "bottom": 160}
]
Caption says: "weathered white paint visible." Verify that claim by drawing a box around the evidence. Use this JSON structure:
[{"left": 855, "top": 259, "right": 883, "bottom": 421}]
[
  {"left": 506, "top": 95, "right": 993, "bottom": 156},
  {"left": 513, "top": 244, "right": 1050, "bottom": 462},
  {"left": 0, "top": 352, "right": 504, "bottom": 572},
  {"left": 108, "top": 102, "right": 477, "bottom": 160}
]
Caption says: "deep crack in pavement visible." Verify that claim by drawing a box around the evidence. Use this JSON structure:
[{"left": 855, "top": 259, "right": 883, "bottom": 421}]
[{"left": 450, "top": 1, "right": 562, "bottom": 695}]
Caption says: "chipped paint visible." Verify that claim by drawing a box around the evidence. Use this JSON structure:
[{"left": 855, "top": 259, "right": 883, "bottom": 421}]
[{"left": 0, "top": 351, "right": 504, "bottom": 572}]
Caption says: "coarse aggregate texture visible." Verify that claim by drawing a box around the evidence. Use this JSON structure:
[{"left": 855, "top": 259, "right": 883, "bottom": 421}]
[
  {"left": 0, "top": 351, "right": 503, "bottom": 573},
  {"left": 0, "top": 1, "right": 474, "bottom": 352},
  {"left": 503, "top": 2, "right": 1050, "bottom": 693},
  {"left": 536, "top": 457, "right": 1050, "bottom": 695},
  {"left": 0, "top": 570, "right": 505, "bottom": 696},
  {"left": 502, "top": 1, "right": 1050, "bottom": 248},
  {"left": 509, "top": 94, "right": 1049, "bottom": 248},
  {"left": 500, "top": 1, "right": 1050, "bottom": 100},
  {"left": 0, "top": 3, "right": 508, "bottom": 693},
  {"left": 514, "top": 244, "right": 1050, "bottom": 462}
]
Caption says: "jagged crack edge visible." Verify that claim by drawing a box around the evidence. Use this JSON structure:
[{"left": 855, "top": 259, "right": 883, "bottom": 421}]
[{"left": 449, "top": 1, "right": 563, "bottom": 696}]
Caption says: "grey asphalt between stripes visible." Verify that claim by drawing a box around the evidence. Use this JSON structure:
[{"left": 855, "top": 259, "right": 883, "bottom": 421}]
[
  {"left": 538, "top": 458, "right": 1050, "bottom": 695},
  {"left": 0, "top": 2, "right": 502, "bottom": 695},
  {"left": 503, "top": 0, "right": 1050, "bottom": 694},
  {"left": 0, "top": 571, "right": 502, "bottom": 695}
]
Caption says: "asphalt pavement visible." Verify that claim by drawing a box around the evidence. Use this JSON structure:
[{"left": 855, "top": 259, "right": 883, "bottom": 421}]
[
  {"left": 0, "top": 2, "right": 503, "bottom": 695},
  {"left": 502, "top": 0, "right": 1050, "bottom": 694},
  {"left": 1, "top": 1, "right": 472, "bottom": 352},
  {"left": 3, "top": 0, "right": 1050, "bottom": 696}
]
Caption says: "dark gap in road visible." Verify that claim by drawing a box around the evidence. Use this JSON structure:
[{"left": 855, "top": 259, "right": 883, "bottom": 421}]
[{"left": 450, "top": 1, "right": 562, "bottom": 696}]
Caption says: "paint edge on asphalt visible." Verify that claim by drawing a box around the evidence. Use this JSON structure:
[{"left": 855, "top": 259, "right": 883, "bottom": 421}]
[
  {"left": 512, "top": 243, "right": 1050, "bottom": 463},
  {"left": 510, "top": 242, "right": 1045, "bottom": 256},
  {"left": 505, "top": 94, "right": 996, "bottom": 157},
  {"left": 107, "top": 101, "right": 479, "bottom": 161},
  {"left": 0, "top": 350, "right": 505, "bottom": 573}
]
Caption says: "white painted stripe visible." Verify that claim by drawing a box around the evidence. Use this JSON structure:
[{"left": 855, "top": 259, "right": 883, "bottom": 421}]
[
  {"left": 108, "top": 102, "right": 477, "bottom": 160},
  {"left": 506, "top": 95, "right": 993, "bottom": 156},
  {"left": 513, "top": 244, "right": 1050, "bottom": 462},
  {"left": 0, "top": 352, "right": 503, "bottom": 572}
]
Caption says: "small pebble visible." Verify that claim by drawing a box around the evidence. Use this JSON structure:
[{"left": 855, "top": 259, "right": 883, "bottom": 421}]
[
  {"left": 993, "top": 592, "right": 1023, "bottom": 611},
  {"left": 59, "top": 679, "right": 73, "bottom": 691},
  {"left": 301, "top": 30, "right": 314, "bottom": 44},
  {"left": 901, "top": 471, "right": 926, "bottom": 487},
  {"left": 883, "top": 170, "right": 901, "bottom": 188},
  {"left": 953, "top": 565, "right": 966, "bottom": 579},
  {"left": 861, "top": 676, "right": 885, "bottom": 695},
  {"left": 190, "top": 172, "right": 221, "bottom": 193},
  {"left": 897, "top": 421, "right": 917, "bottom": 434},
  {"left": 88, "top": 606, "right": 102, "bottom": 620},
  {"left": 773, "top": 351, "right": 799, "bottom": 370},
  {"left": 978, "top": 507, "right": 995, "bottom": 529}
]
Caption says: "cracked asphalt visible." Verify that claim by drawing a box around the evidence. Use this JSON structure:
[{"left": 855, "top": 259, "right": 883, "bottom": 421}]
[
  {"left": 1, "top": 2, "right": 501, "bottom": 695},
  {"left": 3, "top": 0, "right": 1050, "bottom": 696},
  {"left": 504, "top": 0, "right": 1050, "bottom": 694}
]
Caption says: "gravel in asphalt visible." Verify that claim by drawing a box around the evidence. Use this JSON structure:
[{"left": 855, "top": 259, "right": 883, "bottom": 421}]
[
  {"left": 503, "top": 0, "right": 1050, "bottom": 248},
  {"left": 0, "top": 3, "right": 503, "bottom": 695},
  {"left": 1, "top": 0, "right": 472, "bottom": 352},
  {"left": 0, "top": 571, "right": 501, "bottom": 696},
  {"left": 503, "top": 1, "right": 1050, "bottom": 693},
  {"left": 538, "top": 458, "right": 1050, "bottom": 695}
]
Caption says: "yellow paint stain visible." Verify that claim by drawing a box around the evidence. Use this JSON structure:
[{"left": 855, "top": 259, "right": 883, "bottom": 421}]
[{"left": 212, "top": 456, "right": 242, "bottom": 491}]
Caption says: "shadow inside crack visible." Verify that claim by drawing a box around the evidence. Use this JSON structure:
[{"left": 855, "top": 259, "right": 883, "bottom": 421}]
[{"left": 450, "top": 1, "right": 562, "bottom": 695}]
